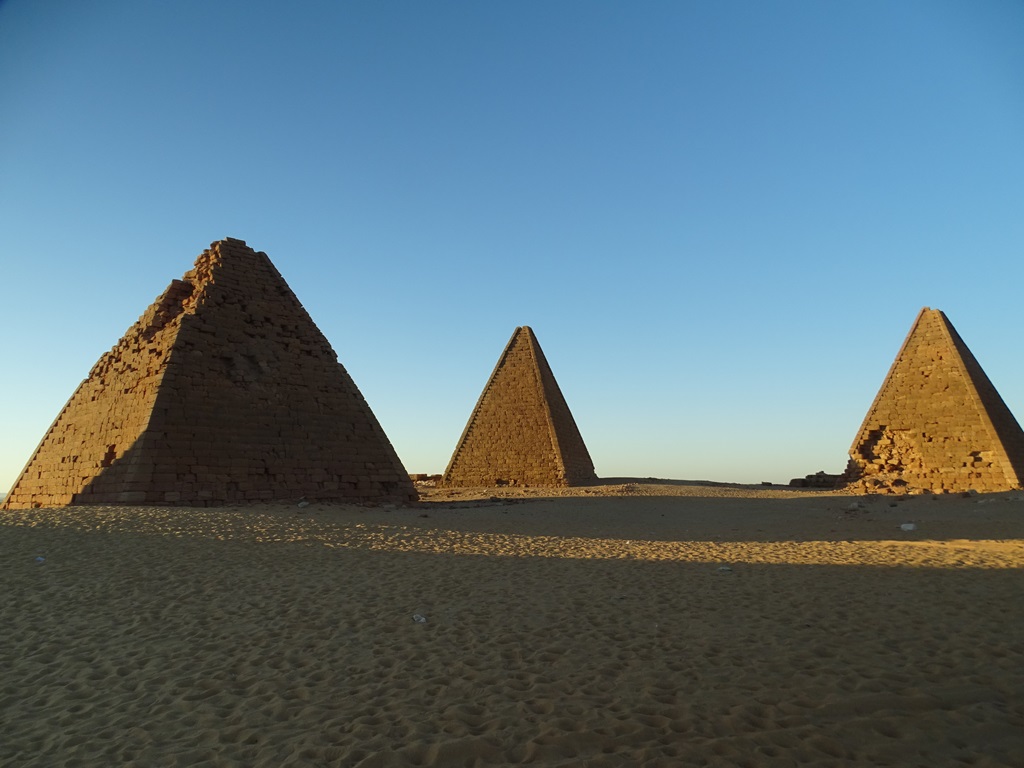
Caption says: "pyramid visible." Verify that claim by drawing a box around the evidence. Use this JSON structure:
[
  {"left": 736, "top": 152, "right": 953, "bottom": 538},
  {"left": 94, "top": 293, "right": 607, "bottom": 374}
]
[
  {"left": 842, "top": 307, "right": 1024, "bottom": 493},
  {"left": 2, "top": 238, "right": 416, "bottom": 509},
  {"left": 442, "top": 326, "right": 597, "bottom": 487}
]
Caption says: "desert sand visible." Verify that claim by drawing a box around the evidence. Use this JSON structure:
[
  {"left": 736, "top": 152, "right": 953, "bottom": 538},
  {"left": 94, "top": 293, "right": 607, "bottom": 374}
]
[{"left": 2, "top": 480, "right": 1022, "bottom": 767}]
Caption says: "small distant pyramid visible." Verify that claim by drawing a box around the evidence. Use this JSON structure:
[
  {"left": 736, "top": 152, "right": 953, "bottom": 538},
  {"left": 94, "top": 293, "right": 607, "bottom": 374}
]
[
  {"left": 2, "top": 238, "right": 416, "bottom": 509},
  {"left": 442, "top": 326, "right": 597, "bottom": 487},
  {"left": 843, "top": 307, "right": 1024, "bottom": 493}
]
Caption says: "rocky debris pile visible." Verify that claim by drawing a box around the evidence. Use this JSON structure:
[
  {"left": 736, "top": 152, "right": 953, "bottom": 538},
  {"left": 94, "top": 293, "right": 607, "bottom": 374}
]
[
  {"left": 839, "top": 473, "right": 990, "bottom": 496},
  {"left": 410, "top": 474, "right": 442, "bottom": 487}
]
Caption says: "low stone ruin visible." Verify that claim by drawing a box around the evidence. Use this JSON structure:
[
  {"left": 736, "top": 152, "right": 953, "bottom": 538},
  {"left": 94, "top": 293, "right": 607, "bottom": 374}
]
[{"left": 789, "top": 471, "right": 842, "bottom": 489}]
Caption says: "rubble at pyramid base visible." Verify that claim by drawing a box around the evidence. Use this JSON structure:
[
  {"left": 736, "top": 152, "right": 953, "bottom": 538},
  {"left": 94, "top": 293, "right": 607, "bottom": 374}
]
[{"left": 839, "top": 460, "right": 1021, "bottom": 496}]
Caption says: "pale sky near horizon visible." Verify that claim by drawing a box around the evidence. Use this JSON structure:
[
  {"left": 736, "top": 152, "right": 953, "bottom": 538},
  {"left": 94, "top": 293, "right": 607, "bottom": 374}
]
[{"left": 2, "top": 0, "right": 1022, "bottom": 493}]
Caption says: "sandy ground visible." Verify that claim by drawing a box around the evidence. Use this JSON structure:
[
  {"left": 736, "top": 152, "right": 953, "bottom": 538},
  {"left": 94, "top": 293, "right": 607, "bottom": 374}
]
[{"left": 2, "top": 480, "right": 1022, "bottom": 767}]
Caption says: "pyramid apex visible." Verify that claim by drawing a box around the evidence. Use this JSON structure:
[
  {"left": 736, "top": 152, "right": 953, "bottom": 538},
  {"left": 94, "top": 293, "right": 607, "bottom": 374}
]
[{"left": 207, "top": 237, "right": 252, "bottom": 255}]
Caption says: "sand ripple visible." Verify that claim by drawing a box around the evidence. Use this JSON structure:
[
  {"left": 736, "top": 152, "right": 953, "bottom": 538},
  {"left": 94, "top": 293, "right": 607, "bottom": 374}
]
[{"left": 3, "top": 504, "right": 1019, "bottom": 568}]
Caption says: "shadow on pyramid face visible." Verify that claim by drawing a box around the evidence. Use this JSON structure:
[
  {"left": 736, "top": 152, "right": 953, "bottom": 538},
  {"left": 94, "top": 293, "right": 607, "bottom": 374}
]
[{"left": 2, "top": 238, "right": 416, "bottom": 509}]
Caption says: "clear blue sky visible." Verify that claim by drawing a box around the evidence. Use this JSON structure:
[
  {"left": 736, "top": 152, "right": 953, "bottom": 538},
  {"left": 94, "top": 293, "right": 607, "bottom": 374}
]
[{"left": 2, "top": 0, "right": 1022, "bottom": 492}]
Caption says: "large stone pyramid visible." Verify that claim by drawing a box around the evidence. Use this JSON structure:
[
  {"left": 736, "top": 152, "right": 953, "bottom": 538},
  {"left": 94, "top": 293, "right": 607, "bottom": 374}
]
[
  {"left": 2, "top": 238, "right": 416, "bottom": 509},
  {"left": 443, "top": 326, "right": 597, "bottom": 487},
  {"left": 842, "top": 307, "right": 1024, "bottom": 493}
]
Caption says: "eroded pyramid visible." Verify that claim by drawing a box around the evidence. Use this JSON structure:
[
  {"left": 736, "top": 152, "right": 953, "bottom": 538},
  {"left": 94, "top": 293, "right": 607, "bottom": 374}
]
[
  {"left": 842, "top": 307, "right": 1024, "bottom": 493},
  {"left": 442, "top": 326, "right": 597, "bottom": 487},
  {"left": 2, "top": 238, "right": 416, "bottom": 509}
]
